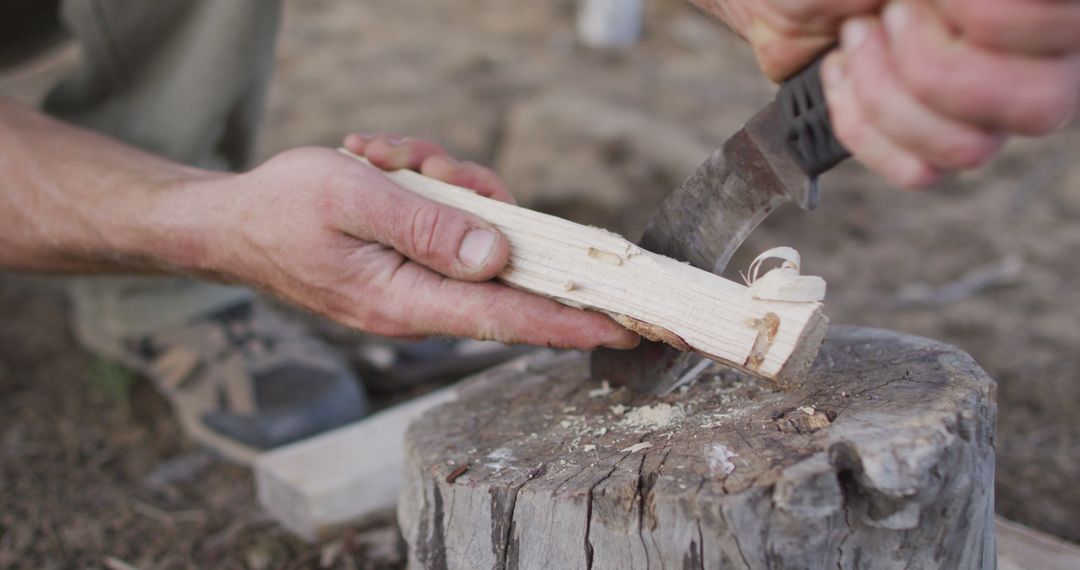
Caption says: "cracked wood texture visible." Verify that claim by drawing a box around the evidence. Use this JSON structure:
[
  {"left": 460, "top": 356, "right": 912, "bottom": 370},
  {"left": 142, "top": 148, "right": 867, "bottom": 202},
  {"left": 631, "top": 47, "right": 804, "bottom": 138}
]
[
  {"left": 399, "top": 326, "right": 997, "bottom": 569},
  {"left": 342, "top": 151, "right": 827, "bottom": 384}
]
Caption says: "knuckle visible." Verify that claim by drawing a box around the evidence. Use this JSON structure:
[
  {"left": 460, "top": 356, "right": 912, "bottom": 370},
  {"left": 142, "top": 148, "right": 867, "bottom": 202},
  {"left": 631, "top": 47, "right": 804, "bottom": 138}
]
[
  {"left": 900, "top": 60, "right": 945, "bottom": 106},
  {"left": 949, "top": 0, "right": 998, "bottom": 39},
  {"left": 939, "top": 135, "right": 998, "bottom": 169},
  {"left": 272, "top": 145, "right": 326, "bottom": 164},
  {"left": 407, "top": 203, "right": 447, "bottom": 262},
  {"left": 858, "top": 84, "right": 889, "bottom": 123},
  {"left": 888, "top": 38, "right": 948, "bottom": 104},
  {"left": 1022, "top": 81, "right": 1077, "bottom": 134},
  {"left": 832, "top": 108, "right": 868, "bottom": 151},
  {"left": 894, "top": 161, "right": 937, "bottom": 190}
]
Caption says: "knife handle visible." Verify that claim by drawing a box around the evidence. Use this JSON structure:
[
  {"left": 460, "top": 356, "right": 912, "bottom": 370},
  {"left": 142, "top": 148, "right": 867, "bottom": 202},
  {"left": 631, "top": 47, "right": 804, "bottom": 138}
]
[{"left": 778, "top": 57, "right": 850, "bottom": 177}]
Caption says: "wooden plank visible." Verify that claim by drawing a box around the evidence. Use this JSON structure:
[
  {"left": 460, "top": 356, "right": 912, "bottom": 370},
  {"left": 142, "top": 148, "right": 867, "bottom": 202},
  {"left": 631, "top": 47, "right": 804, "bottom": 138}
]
[
  {"left": 341, "top": 151, "right": 829, "bottom": 385},
  {"left": 996, "top": 516, "right": 1080, "bottom": 570},
  {"left": 254, "top": 384, "right": 459, "bottom": 541}
]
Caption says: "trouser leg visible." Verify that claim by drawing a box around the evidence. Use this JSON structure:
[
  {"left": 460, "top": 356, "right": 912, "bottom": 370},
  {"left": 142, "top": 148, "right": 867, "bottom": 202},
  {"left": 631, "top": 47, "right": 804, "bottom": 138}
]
[{"left": 44, "top": 0, "right": 282, "bottom": 339}]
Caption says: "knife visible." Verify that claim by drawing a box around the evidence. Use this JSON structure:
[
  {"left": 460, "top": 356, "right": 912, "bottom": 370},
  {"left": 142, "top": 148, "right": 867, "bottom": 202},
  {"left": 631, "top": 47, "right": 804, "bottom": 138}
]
[{"left": 590, "top": 57, "right": 850, "bottom": 395}]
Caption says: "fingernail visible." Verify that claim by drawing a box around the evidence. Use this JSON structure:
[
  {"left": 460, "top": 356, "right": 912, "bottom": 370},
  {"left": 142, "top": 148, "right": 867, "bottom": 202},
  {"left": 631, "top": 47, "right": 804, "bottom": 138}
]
[
  {"left": 459, "top": 228, "right": 497, "bottom": 268},
  {"left": 384, "top": 135, "right": 406, "bottom": 146},
  {"left": 343, "top": 133, "right": 363, "bottom": 146},
  {"left": 883, "top": 1, "right": 908, "bottom": 37},
  {"left": 841, "top": 18, "right": 871, "bottom": 54},
  {"left": 429, "top": 154, "right": 460, "bottom": 169}
]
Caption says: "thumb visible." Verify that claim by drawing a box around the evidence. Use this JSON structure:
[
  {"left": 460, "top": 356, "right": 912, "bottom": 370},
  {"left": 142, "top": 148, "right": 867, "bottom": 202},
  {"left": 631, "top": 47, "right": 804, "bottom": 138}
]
[{"left": 342, "top": 164, "right": 511, "bottom": 282}]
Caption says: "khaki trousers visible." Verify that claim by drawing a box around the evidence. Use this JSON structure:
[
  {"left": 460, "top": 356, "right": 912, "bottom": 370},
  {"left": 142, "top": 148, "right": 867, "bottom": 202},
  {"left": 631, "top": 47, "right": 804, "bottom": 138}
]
[{"left": 42, "top": 0, "right": 282, "bottom": 337}]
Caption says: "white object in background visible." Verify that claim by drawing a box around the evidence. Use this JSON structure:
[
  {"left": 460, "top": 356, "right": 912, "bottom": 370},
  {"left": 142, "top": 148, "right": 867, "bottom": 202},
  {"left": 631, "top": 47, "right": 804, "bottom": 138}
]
[{"left": 577, "top": 0, "right": 646, "bottom": 49}]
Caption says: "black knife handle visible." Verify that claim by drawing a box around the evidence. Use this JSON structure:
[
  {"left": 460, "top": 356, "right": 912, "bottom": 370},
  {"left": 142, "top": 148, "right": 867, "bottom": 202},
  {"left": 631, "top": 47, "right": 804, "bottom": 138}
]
[{"left": 778, "top": 57, "right": 850, "bottom": 177}]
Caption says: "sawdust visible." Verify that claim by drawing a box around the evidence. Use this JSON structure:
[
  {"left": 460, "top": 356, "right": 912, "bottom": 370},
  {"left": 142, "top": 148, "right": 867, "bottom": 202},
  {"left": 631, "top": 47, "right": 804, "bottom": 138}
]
[
  {"left": 707, "top": 443, "right": 738, "bottom": 476},
  {"left": 485, "top": 447, "right": 514, "bottom": 472},
  {"left": 619, "top": 403, "right": 685, "bottom": 431}
]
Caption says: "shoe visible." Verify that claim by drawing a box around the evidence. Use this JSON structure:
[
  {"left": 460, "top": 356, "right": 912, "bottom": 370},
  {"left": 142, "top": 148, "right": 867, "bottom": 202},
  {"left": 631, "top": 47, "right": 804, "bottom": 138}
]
[{"left": 73, "top": 300, "right": 368, "bottom": 464}]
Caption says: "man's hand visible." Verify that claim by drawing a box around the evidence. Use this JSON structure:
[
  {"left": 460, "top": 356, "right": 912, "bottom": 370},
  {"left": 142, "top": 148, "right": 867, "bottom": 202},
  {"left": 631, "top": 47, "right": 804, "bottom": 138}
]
[
  {"left": 179, "top": 135, "right": 639, "bottom": 350},
  {"left": 0, "top": 100, "right": 637, "bottom": 350},
  {"left": 691, "top": 0, "right": 1080, "bottom": 188},
  {"left": 689, "top": 0, "right": 882, "bottom": 81}
]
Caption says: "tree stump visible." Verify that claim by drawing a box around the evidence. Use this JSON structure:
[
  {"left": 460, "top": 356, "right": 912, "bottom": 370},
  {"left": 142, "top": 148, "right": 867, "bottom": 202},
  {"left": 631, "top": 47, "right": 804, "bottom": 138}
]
[{"left": 399, "top": 326, "right": 997, "bottom": 569}]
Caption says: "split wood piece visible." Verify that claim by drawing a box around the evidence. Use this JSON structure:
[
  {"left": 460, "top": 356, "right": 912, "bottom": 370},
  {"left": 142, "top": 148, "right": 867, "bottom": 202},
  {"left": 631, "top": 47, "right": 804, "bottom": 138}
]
[
  {"left": 400, "top": 326, "right": 997, "bottom": 569},
  {"left": 341, "top": 151, "right": 829, "bottom": 385},
  {"left": 255, "top": 384, "right": 461, "bottom": 541},
  {"left": 997, "top": 516, "right": 1080, "bottom": 570}
]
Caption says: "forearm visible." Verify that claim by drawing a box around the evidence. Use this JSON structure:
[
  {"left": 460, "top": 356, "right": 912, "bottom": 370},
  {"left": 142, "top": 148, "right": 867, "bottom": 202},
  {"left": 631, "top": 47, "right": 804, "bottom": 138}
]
[{"left": 0, "top": 97, "right": 223, "bottom": 274}]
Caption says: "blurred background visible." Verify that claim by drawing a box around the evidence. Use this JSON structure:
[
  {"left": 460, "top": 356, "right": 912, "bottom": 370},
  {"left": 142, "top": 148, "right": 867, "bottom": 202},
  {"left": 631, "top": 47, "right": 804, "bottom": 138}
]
[{"left": 2, "top": 0, "right": 1079, "bottom": 567}]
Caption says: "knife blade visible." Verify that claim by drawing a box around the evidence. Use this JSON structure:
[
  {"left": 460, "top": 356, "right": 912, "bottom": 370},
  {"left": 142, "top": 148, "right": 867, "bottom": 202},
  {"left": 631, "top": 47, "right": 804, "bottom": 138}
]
[{"left": 590, "top": 57, "right": 849, "bottom": 395}]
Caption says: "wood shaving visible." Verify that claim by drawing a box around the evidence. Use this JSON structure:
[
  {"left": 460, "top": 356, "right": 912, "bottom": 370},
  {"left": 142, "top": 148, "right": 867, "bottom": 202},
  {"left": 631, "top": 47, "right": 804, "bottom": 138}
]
[
  {"left": 588, "top": 380, "right": 612, "bottom": 398},
  {"left": 743, "top": 246, "right": 826, "bottom": 303},
  {"left": 620, "top": 442, "right": 652, "bottom": 453}
]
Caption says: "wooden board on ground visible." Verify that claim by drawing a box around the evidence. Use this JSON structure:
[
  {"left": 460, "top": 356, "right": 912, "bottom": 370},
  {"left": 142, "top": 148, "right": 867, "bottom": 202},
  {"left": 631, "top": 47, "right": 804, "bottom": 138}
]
[
  {"left": 341, "top": 151, "right": 828, "bottom": 386},
  {"left": 400, "top": 325, "right": 997, "bottom": 569},
  {"left": 255, "top": 385, "right": 460, "bottom": 541},
  {"left": 997, "top": 516, "right": 1080, "bottom": 570}
]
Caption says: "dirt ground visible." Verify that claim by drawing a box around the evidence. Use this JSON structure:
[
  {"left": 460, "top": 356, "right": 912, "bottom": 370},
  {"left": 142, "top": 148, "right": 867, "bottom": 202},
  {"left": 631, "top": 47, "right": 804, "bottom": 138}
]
[{"left": 2, "top": 0, "right": 1080, "bottom": 567}]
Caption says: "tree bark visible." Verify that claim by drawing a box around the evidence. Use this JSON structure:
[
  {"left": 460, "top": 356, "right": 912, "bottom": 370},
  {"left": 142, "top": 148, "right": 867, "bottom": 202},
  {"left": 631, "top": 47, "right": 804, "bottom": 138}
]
[{"left": 400, "top": 326, "right": 997, "bottom": 569}]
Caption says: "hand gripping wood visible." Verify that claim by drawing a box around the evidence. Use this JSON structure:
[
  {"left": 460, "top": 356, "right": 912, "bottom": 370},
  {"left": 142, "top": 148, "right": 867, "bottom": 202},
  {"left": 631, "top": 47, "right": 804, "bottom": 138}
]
[{"left": 340, "top": 150, "right": 829, "bottom": 386}]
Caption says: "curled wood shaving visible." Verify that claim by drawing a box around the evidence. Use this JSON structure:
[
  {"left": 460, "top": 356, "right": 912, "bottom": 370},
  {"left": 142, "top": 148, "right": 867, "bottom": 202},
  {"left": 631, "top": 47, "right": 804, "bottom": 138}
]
[{"left": 743, "top": 246, "right": 826, "bottom": 303}]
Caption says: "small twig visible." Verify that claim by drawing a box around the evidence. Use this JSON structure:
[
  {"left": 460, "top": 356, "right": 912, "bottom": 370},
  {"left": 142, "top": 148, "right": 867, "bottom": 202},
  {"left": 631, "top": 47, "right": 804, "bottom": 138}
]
[
  {"left": 526, "top": 463, "right": 546, "bottom": 480},
  {"left": 894, "top": 255, "right": 1023, "bottom": 307},
  {"left": 1010, "top": 153, "right": 1068, "bottom": 213},
  {"left": 103, "top": 557, "right": 142, "bottom": 570},
  {"left": 131, "top": 499, "right": 206, "bottom": 525},
  {"left": 662, "top": 358, "right": 713, "bottom": 396},
  {"left": 445, "top": 464, "right": 469, "bottom": 483},
  {"left": 143, "top": 450, "right": 215, "bottom": 489}
]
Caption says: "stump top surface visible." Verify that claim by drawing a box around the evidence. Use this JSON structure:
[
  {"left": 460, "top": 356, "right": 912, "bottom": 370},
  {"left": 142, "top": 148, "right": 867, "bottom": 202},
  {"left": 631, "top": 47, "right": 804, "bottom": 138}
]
[
  {"left": 402, "top": 326, "right": 998, "bottom": 570},
  {"left": 408, "top": 326, "right": 993, "bottom": 497}
]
